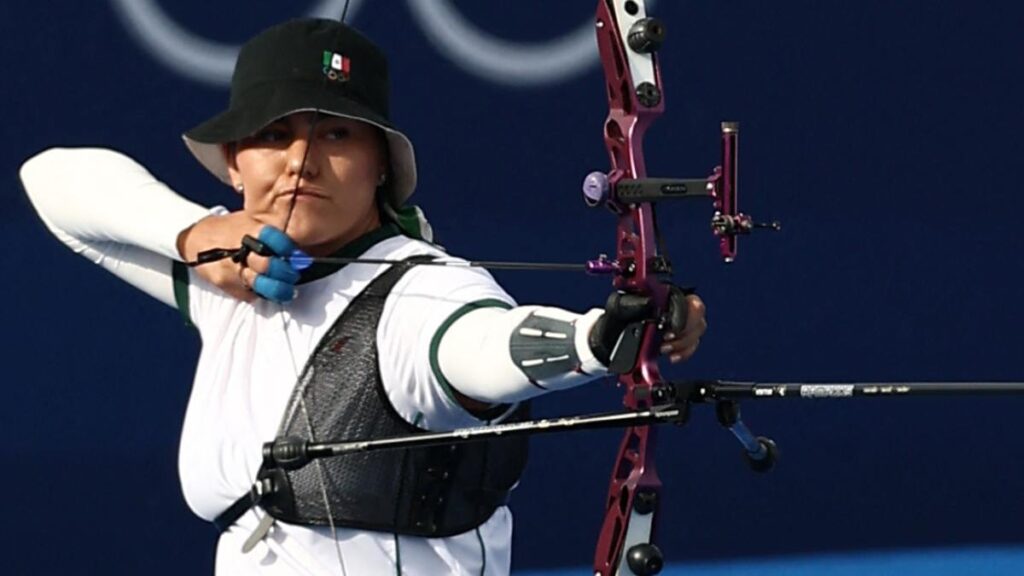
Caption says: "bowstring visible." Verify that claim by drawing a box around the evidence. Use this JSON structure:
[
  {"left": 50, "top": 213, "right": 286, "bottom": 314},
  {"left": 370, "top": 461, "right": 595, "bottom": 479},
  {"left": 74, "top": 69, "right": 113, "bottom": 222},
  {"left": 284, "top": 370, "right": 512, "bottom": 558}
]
[{"left": 273, "top": 2, "right": 352, "bottom": 574}]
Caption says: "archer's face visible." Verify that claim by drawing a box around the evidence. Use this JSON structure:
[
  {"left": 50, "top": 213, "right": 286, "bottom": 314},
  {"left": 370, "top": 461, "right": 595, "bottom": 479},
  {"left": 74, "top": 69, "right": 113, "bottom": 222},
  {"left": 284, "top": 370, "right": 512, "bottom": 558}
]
[{"left": 226, "top": 112, "right": 386, "bottom": 256}]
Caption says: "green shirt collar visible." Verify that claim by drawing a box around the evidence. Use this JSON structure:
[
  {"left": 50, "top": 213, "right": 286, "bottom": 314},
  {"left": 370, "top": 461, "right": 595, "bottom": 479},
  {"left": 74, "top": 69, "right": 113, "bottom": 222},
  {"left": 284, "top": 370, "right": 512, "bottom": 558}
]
[{"left": 299, "top": 222, "right": 402, "bottom": 284}]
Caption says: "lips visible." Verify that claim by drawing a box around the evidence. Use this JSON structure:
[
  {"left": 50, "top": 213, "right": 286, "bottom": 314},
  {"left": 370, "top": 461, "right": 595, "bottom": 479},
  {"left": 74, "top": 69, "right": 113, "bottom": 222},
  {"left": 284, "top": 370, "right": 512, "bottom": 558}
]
[{"left": 277, "top": 187, "right": 328, "bottom": 200}]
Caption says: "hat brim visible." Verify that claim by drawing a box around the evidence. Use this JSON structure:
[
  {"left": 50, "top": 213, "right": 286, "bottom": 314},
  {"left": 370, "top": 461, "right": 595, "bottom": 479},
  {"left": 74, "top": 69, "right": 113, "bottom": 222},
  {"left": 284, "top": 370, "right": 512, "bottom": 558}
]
[{"left": 183, "top": 81, "right": 416, "bottom": 206}]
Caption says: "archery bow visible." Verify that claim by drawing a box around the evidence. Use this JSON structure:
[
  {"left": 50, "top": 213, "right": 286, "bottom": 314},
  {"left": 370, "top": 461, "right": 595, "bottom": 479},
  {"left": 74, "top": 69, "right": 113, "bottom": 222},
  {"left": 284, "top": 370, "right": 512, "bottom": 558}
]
[{"left": 585, "top": 1, "right": 772, "bottom": 573}]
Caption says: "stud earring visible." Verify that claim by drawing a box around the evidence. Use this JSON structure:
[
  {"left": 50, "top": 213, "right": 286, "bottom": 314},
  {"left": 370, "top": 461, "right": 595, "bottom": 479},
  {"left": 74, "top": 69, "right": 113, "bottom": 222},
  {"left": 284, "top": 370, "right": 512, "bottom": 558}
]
[
  {"left": 377, "top": 173, "right": 388, "bottom": 186},
  {"left": 235, "top": 183, "right": 245, "bottom": 193}
]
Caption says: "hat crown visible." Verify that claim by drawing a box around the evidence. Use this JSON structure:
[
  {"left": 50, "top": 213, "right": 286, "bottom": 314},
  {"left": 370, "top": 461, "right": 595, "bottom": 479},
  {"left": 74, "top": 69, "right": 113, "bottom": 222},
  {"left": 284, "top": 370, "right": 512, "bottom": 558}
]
[{"left": 230, "top": 18, "right": 390, "bottom": 119}]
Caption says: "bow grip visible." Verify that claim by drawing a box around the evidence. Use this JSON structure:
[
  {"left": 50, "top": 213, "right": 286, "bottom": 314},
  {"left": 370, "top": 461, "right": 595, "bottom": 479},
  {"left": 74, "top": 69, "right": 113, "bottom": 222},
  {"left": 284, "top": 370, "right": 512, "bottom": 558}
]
[{"left": 598, "top": 292, "right": 655, "bottom": 374}]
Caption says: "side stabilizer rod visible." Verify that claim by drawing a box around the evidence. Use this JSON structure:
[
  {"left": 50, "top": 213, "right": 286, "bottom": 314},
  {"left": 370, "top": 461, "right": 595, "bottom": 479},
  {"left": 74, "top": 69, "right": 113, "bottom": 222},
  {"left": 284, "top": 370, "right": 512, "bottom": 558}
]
[{"left": 262, "top": 380, "right": 1024, "bottom": 471}]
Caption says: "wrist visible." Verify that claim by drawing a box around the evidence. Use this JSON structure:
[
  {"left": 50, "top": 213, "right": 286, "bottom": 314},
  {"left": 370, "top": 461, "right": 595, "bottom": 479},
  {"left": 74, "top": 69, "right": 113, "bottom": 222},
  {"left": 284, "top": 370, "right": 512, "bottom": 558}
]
[
  {"left": 176, "top": 206, "right": 230, "bottom": 262},
  {"left": 578, "top": 308, "right": 611, "bottom": 372}
]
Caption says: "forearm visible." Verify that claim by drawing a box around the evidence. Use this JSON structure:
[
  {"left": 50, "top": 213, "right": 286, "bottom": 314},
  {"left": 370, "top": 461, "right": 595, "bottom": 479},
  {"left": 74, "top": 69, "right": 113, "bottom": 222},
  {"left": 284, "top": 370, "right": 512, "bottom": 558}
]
[
  {"left": 20, "top": 148, "right": 214, "bottom": 305},
  {"left": 21, "top": 148, "right": 210, "bottom": 258},
  {"left": 436, "top": 305, "right": 608, "bottom": 404}
]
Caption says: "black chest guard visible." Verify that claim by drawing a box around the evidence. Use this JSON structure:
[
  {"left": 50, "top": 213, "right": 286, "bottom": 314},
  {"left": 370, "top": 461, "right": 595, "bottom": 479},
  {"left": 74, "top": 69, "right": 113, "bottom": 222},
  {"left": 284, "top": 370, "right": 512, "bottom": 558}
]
[{"left": 256, "top": 256, "right": 529, "bottom": 537}]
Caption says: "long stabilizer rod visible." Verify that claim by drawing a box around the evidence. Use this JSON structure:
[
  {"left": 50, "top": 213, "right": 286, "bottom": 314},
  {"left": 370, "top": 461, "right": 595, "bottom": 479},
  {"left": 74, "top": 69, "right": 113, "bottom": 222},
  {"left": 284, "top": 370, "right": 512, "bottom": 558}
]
[{"left": 692, "top": 381, "right": 1024, "bottom": 401}]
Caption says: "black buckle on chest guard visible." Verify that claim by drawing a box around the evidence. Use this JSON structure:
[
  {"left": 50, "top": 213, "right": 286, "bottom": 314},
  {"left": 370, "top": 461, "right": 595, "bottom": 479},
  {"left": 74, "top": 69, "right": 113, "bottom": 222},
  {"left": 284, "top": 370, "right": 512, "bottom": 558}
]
[{"left": 212, "top": 473, "right": 278, "bottom": 533}]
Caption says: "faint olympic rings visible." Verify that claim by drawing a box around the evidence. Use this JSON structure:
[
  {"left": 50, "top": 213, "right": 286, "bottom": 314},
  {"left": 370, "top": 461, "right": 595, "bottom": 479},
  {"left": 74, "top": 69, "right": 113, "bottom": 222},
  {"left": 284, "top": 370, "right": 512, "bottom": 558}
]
[
  {"left": 405, "top": 0, "right": 598, "bottom": 87},
  {"left": 110, "top": 0, "right": 656, "bottom": 88},
  {"left": 108, "top": 0, "right": 363, "bottom": 86}
]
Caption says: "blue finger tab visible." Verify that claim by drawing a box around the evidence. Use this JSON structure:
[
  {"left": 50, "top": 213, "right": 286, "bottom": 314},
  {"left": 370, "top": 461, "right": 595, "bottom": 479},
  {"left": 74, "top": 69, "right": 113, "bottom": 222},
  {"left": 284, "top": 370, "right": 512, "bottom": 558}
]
[
  {"left": 266, "top": 257, "right": 301, "bottom": 284},
  {"left": 258, "top": 226, "right": 297, "bottom": 256},
  {"left": 253, "top": 275, "right": 297, "bottom": 303}
]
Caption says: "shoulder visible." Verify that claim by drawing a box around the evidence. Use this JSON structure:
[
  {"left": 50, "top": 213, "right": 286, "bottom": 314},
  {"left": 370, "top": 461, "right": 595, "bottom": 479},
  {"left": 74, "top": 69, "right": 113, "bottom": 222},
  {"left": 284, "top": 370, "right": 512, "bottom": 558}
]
[
  {"left": 368, "top": 234, "right": 449, "bottom": 261},
  {"left": 373, "top": 237, "right": 515, "bottom": 305}
]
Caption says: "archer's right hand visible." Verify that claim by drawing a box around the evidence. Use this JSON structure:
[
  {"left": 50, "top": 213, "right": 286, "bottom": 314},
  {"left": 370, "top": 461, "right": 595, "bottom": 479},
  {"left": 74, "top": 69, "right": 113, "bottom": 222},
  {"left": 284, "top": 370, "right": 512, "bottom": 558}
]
[{"left": 176, "top": 213, "right": 300, "bottom": 303}]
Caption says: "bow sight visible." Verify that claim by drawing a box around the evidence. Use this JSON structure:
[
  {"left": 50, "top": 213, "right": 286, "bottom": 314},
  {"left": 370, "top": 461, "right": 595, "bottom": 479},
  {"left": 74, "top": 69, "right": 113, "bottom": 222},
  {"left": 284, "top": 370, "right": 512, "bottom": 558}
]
[{"left": 583, "top": 122, "right": 781, "bottom": 265}]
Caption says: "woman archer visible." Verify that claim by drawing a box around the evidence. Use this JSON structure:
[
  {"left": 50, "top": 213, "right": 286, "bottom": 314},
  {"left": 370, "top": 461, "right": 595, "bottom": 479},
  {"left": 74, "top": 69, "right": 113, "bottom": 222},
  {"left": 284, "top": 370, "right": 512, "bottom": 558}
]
[{"left": 20, "top": 18, "right": 705, "bottom": 576}]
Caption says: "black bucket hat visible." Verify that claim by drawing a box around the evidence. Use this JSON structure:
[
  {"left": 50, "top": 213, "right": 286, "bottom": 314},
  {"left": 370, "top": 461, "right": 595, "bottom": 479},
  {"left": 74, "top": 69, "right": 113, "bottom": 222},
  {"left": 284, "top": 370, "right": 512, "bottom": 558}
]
[{"left": 183, "top": 18, "right": 417, "bottom": 208}]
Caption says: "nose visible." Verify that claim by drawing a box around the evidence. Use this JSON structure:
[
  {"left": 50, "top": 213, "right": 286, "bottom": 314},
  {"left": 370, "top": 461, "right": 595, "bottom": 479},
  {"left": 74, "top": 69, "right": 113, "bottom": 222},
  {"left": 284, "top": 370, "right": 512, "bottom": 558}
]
[{"left": 286, "top": 136, "right": 319, "bottom": 180}]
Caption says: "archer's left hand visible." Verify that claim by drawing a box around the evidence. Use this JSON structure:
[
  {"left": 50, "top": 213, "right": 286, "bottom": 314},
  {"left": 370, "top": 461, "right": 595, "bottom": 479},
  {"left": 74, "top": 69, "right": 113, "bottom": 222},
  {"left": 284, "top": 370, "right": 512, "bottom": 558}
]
[
  {"left": 589, "top": 286, "right": 707, "bottom": 367},
  {"left": 660, "top": 288, "right": 706, "bottom": 363}
]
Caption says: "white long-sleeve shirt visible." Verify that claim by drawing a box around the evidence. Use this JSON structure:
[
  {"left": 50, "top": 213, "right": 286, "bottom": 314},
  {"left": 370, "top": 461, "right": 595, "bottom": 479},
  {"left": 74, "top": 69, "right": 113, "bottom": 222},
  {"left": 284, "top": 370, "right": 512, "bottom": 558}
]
[{"left": 20, "top": 148, "right": 606, "bottom": 575}]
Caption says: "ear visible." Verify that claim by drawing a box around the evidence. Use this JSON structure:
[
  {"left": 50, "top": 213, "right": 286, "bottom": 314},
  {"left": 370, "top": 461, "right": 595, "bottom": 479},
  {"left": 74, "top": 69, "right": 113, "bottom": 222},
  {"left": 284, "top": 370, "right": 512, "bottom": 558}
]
[{"left": 222, "top": 143, "right": 243, "bottom": 194}]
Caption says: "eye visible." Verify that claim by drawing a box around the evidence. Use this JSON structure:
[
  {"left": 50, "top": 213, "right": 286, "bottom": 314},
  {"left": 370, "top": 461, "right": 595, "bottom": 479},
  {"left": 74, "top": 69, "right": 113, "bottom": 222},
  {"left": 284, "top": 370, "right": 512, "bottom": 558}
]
[
  {"left": 324, "top": 126, "right": 351, "bottom": 141},
  {"left": 253, "top": 127, "right": 289, "bottom": 143}
]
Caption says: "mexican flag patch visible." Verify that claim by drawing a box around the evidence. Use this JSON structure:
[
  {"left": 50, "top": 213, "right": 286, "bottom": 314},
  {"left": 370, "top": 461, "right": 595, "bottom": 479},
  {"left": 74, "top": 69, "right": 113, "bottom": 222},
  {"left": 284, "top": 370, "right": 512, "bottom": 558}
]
[{"left": 322, "top": 50, "right": 351, "bottom": 82}]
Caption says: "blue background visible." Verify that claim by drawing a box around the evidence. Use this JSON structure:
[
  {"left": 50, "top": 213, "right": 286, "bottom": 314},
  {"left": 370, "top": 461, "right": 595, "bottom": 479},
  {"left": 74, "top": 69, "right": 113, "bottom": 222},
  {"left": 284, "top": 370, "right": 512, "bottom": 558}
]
[{"left": 3, "top": 1, "right": 1023, "bottom": 574}]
